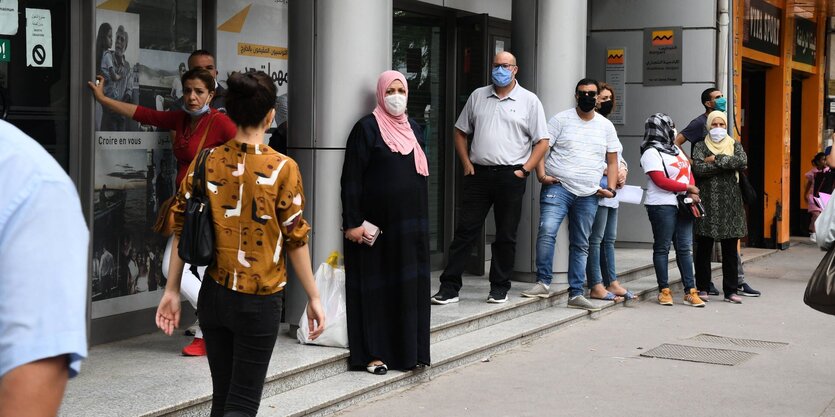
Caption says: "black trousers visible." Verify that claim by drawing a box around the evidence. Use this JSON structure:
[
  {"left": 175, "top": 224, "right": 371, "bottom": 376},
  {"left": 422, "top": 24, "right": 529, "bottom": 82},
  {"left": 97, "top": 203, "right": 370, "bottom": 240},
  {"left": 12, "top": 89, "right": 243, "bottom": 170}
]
[
  {"left": 198, "top": 275, "right": 283, "bottom": 417},
  {"left": 439, "top": 164, "right": 527, "bottom": 294},
  {"left": 694, "top": 235, "right": 739, "bottom": 297}
]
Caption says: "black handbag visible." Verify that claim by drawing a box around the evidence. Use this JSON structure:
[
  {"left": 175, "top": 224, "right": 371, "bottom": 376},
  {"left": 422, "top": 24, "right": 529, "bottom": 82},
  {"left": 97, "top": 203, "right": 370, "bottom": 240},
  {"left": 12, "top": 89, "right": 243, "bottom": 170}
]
[
  {"left": 178, "top": 149, "right": 215, "bottom": 266},
  {"left": 804, "top": 245, "right": 835, "bottom": 315},
  {"left": 657, "top": 149, "right": 705, "bottom": 219},
  {"left": 676, "top": 194, "right": 706, "bottom": 219},
  {"left": 739, "top": 171, "right": 757, "bottom": 205}
]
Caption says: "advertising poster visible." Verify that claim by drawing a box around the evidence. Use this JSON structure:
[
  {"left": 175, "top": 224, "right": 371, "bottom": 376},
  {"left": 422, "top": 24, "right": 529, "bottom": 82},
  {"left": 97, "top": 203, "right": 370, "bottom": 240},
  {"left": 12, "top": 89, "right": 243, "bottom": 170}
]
[
  {"left": 216, "top": 0, "right": 288, "bottom": 98},
  {"left": 93, "top": 0, "right": 198, "bottom": 318}
]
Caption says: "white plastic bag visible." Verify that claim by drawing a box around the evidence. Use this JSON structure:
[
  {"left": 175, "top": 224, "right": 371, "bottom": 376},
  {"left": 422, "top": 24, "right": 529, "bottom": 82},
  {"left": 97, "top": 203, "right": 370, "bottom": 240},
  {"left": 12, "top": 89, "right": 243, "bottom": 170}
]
[
  {"left": 297, "top": 252, "right": 348, "bottom": 348},
  {"left": 817, "top": 193, "right": 835, "bottom": 250}
]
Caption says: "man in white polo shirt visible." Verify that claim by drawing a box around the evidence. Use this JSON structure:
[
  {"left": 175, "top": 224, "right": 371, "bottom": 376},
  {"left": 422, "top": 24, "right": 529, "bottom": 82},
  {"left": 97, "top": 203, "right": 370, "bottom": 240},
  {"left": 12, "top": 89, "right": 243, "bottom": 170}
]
[
  {"left": 521, "top": 79, "right": 622, "bottom": 311},
  {"left": 431, "top": 51, "right": 550, "bottom": 305}
]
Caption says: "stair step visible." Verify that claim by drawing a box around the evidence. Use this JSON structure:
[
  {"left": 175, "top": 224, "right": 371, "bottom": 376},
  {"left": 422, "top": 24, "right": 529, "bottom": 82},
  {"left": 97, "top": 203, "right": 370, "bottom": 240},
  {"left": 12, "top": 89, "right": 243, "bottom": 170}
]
[{"left": 59, "top": 248, "right": 776, "bottom": 417}]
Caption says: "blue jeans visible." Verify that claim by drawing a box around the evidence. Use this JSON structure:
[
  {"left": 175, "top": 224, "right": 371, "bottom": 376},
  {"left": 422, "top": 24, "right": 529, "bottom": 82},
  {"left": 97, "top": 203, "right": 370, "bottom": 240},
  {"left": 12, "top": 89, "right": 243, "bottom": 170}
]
[
  {"left": 644, "top": 205, "right": 696, "bottom": 291},
  {"left": 535, "top": 184, "right": 599, "bottom": 297},
  {"left": 586, "top": 206, "right": 618, "bottom": 287}
]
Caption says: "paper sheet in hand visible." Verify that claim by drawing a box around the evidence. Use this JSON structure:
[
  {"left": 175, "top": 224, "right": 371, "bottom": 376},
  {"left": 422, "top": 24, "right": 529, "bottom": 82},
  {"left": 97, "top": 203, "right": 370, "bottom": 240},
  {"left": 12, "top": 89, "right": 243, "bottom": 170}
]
[{"left": 615, "top": 185, "right": 644, "bottom": 204}]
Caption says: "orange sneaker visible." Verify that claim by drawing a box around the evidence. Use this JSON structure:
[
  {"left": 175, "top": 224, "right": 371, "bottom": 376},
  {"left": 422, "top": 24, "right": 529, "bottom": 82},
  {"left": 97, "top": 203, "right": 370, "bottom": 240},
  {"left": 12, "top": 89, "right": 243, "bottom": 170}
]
[
  {"left": 657, "top": 288, "right": 673, "bottom": 306},
  {"left": 684, "top": 288, "right": 706, "bottom": 307},
  {"left": 182, "top": 337, "right": 206, "bottom": 356}
]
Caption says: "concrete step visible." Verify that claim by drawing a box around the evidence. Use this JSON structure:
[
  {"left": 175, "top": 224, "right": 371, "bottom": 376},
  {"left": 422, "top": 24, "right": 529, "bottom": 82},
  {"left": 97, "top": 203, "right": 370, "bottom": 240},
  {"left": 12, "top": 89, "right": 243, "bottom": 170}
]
[
  {"left": 60, "top": 247, "right": 775, "bottom": 417},
  {"left": 257, "top": 260, "right": 732, "bottom": 417}
]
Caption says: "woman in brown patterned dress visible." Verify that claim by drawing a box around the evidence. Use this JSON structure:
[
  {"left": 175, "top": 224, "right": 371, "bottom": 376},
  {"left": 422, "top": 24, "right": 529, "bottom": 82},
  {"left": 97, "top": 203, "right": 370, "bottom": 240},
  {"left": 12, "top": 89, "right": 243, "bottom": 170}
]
[{"left": 155, "top": 71, "right": 325, "bottom": 416}]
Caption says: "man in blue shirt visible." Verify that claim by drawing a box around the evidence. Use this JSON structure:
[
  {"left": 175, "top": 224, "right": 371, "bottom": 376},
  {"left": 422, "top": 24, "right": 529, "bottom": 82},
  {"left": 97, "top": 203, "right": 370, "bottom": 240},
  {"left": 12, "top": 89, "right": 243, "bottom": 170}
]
[{"left": 0, "top": 120, "right": 89, "bottom": 415}]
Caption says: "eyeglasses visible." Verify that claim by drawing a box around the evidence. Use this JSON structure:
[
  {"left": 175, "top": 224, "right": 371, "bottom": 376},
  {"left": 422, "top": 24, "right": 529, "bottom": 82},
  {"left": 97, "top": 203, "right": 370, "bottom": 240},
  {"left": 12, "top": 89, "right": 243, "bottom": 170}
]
[
  {"left": 493, "top": 63, "right": 515, "bottom": 69},
  {"left": 578, "top": 91, "right": 597, "bottom": 97}
]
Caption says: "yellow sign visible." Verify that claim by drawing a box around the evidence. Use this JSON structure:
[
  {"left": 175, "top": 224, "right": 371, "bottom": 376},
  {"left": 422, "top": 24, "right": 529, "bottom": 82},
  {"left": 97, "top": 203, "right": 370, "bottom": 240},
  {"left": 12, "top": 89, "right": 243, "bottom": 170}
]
[
  {"left": 651, "top": 30, "right": 674, "bottom": 46},
  {"left": 607, "top": 49, "right": 624, "bottom": 65},
  {"left": 238, "top": 42, "right": 288, "bottom": 60}
]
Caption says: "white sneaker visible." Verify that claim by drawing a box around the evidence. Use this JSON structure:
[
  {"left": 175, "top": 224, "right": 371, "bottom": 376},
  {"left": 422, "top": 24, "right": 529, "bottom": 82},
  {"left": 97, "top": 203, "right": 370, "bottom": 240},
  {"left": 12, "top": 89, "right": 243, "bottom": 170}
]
[
  {"left": 810, "top": 233, "right": 817, "bottom": 243},
  {"left": 520, "top": 283, "right": 550, "bottom": 298}
]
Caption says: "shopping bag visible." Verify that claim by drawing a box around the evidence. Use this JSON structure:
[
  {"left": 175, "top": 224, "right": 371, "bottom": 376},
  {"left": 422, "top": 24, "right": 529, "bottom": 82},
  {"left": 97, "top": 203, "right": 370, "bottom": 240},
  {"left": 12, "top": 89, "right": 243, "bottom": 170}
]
[
  {"left": 804, "top": 245, "right": 835, "bottom": 315},
  {"left": 816, "top": 191, "right": 835, "bottom": 250},
  {"left": 297, "top": 251, "right": 349, "bottom": 348}
]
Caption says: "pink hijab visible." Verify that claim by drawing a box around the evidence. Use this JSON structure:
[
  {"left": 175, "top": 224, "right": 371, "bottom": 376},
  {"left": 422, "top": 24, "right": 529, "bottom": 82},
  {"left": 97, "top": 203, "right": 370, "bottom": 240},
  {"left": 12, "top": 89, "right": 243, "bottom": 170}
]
[{"left": 371, "top": 70, "right": 429, "bottom": 177}]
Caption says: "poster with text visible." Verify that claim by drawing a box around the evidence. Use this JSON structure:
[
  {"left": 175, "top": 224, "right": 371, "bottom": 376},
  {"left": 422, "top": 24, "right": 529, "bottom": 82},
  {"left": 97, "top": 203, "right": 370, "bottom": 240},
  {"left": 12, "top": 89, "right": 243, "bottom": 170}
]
[
  {"left": 91, "top": 132, "right": 175, "bottom": 318},
  {"left": 216, "top": 0, "right": 288, "bottom": 102},
  {"left": 92, "top": 1, "right": 197, "bottom": 318}
]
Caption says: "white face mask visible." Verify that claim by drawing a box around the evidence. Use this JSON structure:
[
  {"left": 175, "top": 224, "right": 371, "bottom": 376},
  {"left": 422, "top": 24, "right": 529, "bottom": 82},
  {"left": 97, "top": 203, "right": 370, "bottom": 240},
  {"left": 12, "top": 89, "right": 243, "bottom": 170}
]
[
  {"left": 709, "top": 127, "right": 727, "bottom": 143},
  {"left": 384, "top": 93, "right": 407, "bottom": 116}
]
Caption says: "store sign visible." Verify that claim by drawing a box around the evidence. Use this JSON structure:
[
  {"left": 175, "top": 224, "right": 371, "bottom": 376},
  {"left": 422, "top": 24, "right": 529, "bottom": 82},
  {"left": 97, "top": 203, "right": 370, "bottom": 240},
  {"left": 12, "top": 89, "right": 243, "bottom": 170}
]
[
  {"left": 643, "top": 27, "right": 682, "bottom": 86},
  {"left": 744, "top": 0, "right": 781, "bottom": 57},
  {"left": 605, "top": 47, "right": 626, "bottom": 125},
  {"left": 793, "top": 17, "right": 816, "bottom": 65},
  {"left": 0, "top": 38, "right": 8, "bottom": 62},
  {"left": 25, "top": 8, "right": 51, "bottom": 67}
]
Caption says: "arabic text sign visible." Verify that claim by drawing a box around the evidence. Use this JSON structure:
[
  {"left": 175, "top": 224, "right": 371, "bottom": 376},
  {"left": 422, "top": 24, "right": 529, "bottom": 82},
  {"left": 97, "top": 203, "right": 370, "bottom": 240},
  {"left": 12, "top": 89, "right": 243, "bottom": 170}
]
[{"left": 643, "top": 27, "right": 681, "bottom": 86}]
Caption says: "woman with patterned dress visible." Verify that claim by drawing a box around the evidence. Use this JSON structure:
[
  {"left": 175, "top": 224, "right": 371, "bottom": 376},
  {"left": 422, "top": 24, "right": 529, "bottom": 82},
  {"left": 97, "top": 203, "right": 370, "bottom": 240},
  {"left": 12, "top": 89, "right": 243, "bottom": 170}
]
[
  {"left": 692, "top": 111, "right": 748, "bottom": 304},
  {"left": 341, "top": 70, "right": 431, "bottom": 375},
  {"left": 155, "top": 71, "right": 325, "bottom": 416}
]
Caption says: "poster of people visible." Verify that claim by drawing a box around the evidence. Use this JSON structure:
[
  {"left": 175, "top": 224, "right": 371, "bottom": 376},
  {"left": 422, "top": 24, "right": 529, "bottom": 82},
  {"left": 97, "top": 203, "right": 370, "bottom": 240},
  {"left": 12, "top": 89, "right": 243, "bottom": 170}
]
[{"left": 93, "top": 0, "right": 197, "bottom": 319}]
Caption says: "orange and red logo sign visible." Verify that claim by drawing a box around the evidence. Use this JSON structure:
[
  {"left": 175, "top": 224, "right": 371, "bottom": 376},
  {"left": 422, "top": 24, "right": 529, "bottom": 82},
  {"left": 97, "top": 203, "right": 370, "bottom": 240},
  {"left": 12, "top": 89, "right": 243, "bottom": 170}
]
[
  {"left": 651, "top": 30, "right": 674, "bottom": 46},
  {"left": 607, "top": 49, "right": 624, "bottom": 65}
]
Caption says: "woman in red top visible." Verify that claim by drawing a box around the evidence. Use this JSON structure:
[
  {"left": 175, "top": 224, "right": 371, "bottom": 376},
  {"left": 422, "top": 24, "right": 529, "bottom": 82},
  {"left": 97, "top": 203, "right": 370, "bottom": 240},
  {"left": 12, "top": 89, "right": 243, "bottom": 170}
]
[
  {"left": 88, "top": 68, "right": 237, "bottom": 185},
  {"left": 88, "top": 68, "right": 236, "bottom": 357}
]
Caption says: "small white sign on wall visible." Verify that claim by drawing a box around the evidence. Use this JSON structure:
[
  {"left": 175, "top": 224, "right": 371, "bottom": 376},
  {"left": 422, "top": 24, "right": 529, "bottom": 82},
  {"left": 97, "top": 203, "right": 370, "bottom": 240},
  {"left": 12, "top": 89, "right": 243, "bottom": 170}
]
[
  {"left": 26, "top": 8, "right": 52, "bottom": 67},
  {"left": 0, "top": 0, "right": 17, "bottom": 35}
]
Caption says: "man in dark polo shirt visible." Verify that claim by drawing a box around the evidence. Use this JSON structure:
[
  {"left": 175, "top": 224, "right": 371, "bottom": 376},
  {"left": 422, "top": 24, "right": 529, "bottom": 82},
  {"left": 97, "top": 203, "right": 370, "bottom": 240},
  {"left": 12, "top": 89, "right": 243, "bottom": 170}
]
[
  {"left": 675, "top": 87, "right": 724, "bottom": 154},
  {"left": 675, "top": 87, "right": 761, "bottom": 298},
  {"left": 431, "top": 51, "right": 550, "bottom": 305}
]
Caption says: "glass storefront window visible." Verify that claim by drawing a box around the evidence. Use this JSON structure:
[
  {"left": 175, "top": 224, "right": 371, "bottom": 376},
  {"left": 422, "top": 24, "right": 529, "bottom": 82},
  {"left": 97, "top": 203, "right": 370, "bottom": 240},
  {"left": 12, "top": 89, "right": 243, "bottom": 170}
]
[
  {"left": 393, "top": 10, "right": 446, "bottom": 258},
  {"left": 0, "top": 0, "right": 71, "bottom": 170}
]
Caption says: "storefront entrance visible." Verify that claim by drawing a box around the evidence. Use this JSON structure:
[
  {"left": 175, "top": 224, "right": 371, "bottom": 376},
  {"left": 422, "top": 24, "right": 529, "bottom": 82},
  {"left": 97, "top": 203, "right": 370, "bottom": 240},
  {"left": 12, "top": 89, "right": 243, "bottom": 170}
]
[
  {"left": 741, "top": 65, "right": 766, "bottom": 247},
  {"left": 393, "top": 3, "right": 510, "bottom": 272}
]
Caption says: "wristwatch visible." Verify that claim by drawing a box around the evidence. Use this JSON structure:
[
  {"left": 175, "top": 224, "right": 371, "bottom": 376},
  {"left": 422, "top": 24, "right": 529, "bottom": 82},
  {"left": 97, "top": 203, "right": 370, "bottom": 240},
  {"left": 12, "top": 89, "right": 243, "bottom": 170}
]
[
  {"left": 605, "top": 187, "right": 617, "bottom": 197},
  {"left": 520, "top": 167, "right": 531, "bottom": 177}
]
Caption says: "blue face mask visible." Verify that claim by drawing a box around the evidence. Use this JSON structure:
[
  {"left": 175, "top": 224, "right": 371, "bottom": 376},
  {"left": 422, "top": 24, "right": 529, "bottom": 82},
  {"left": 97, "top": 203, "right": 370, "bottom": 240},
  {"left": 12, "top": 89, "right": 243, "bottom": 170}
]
[
  {"left": 491, "top": 66, "right": 513, "bottom": 88},
  {"left": 183, "top": 103, "right": 210, "bottom": 117},
  {"left": 713, "top": 96, "right": 727, "bottom": 112}
]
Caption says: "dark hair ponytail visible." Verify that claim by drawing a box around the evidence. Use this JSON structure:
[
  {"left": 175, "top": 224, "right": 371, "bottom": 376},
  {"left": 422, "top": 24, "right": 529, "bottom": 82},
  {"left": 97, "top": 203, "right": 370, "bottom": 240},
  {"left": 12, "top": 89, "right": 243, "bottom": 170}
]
[{"left": 225, "top": 70, "right": 277, "bottom": 128}]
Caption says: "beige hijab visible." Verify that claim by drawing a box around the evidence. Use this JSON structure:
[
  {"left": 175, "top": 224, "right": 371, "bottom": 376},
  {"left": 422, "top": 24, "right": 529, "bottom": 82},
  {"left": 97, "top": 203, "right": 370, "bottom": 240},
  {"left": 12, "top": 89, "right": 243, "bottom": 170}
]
[{"left": 704, "top": 110, "right": 738, "bottom": 181}]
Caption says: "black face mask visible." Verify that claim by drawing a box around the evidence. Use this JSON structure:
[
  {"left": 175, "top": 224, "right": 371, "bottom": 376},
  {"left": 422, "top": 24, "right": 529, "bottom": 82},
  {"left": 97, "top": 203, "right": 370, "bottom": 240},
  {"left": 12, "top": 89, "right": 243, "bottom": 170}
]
[
  {"left": 598, "top": 101, "right": 614, "bottom": 116},
  {"left": 578, "top": 95, "right": 597, "bottom": 112}
]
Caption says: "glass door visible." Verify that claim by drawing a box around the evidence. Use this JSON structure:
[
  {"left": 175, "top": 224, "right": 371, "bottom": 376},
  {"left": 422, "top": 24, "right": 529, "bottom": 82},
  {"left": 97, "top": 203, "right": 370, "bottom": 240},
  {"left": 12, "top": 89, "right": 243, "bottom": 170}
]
[
  {"left": 0, "top": 0, "right": 71, "bottom": 170},
  {"left": 393, "top": 9, "right": 447, "bottom": 268}
]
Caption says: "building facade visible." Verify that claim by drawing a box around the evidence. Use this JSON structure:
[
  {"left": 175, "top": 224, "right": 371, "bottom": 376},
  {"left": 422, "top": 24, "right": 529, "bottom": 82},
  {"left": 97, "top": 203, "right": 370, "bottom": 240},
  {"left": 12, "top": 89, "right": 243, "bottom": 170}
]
[{"left": 3, "top": 0, "right": 829, "bottom": 343}]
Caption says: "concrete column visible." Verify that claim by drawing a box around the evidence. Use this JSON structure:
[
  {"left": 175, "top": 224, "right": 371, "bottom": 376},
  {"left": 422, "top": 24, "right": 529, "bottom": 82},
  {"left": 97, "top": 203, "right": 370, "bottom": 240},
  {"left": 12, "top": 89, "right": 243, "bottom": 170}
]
[
  {"left": 512, "top": 0, "right": 587, "bottom": 275},
  {"left": 286, "top": 0, "right": 392, "bottom": 325}
]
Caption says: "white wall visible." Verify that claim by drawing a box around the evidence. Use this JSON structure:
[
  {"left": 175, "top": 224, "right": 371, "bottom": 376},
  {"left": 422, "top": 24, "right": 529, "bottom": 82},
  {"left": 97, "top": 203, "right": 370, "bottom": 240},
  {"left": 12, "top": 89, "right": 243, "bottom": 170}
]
[{"left": 587, "top": 0, "right": 718, "bottom": 243}]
